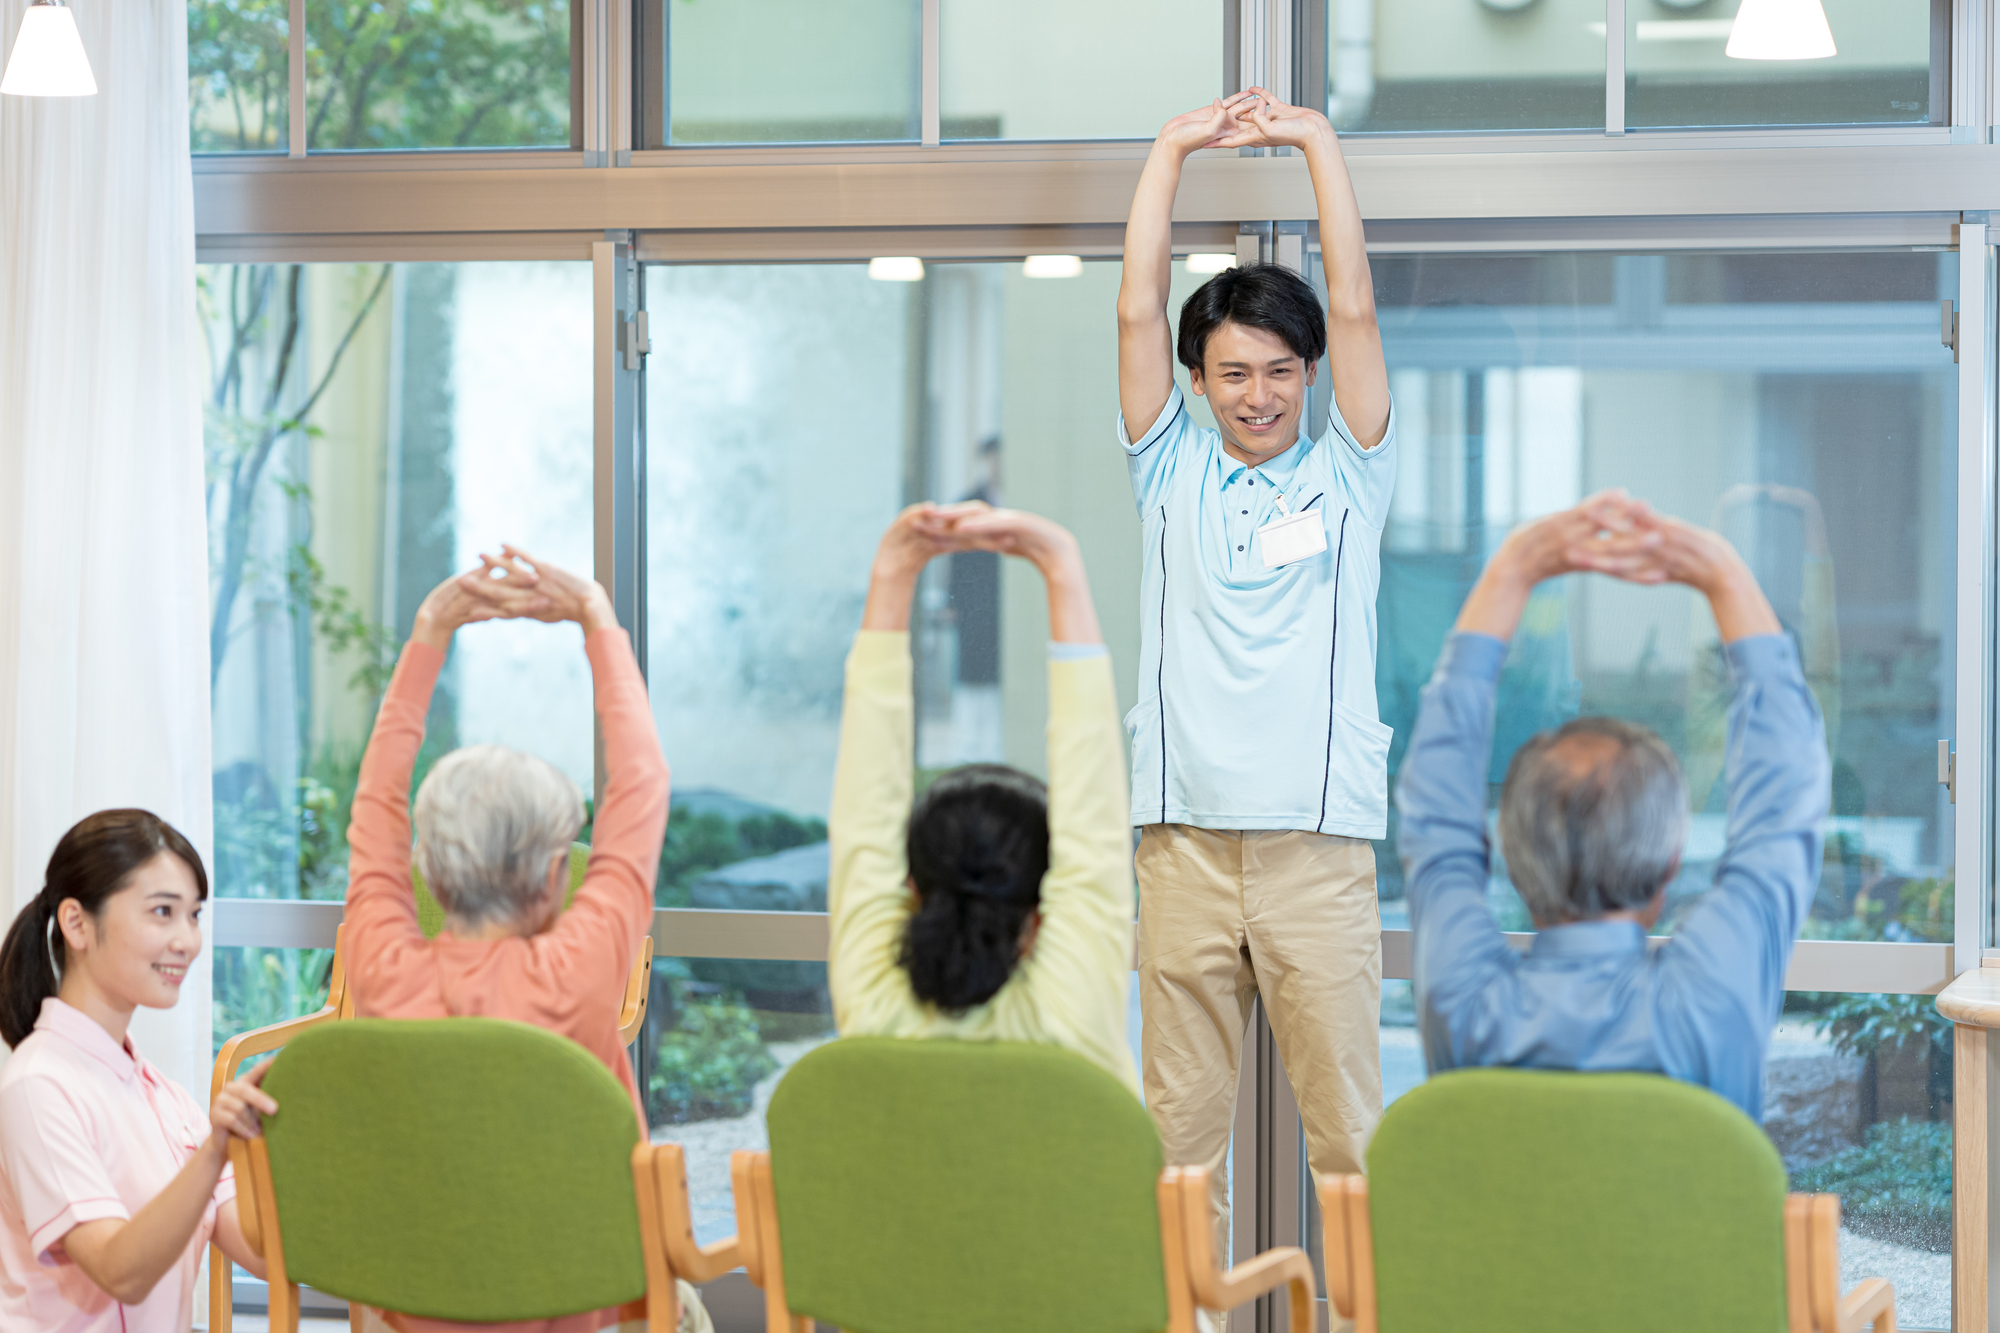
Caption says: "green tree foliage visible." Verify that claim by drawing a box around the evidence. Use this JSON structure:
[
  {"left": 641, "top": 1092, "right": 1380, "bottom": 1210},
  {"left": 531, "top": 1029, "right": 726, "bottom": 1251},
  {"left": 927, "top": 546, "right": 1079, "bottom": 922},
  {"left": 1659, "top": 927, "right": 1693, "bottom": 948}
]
[
  {"left": 656, "top": 810, "right": 828, "bottom": 907},
  {"left": 647, "top": 988, "right": 779, "bottom": 1124},
  {"left": 189, "top": 0, "right": 287, "bottom": 150},
  {"left": 1793, "top": 1120, "right": 1951, "bottom": 1252},
  {"left": 189, "top": 0, "right": 573, "bottom": 152}
]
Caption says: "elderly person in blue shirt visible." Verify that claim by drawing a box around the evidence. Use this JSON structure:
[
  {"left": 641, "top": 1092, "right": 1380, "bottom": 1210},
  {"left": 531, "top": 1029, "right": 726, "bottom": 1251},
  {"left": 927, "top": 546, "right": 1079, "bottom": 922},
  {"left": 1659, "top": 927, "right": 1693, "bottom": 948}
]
[{"left": 1398, "top": 491, "right": 1827, "bottom": 1120}]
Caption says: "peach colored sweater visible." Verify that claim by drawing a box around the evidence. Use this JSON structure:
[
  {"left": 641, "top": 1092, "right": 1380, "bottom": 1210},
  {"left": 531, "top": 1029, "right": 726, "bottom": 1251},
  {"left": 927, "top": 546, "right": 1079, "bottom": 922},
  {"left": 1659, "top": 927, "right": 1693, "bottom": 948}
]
[{"left": 343, "top": 628, "right": 668, "bottom": 1333}]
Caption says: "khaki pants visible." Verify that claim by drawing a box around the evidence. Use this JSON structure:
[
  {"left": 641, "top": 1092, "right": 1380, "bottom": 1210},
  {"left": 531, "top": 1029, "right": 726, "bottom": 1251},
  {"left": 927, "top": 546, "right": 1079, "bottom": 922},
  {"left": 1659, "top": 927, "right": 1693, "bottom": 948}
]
[{"left": 1137, "top": 825, "right": 1383, "bottom": 1258}]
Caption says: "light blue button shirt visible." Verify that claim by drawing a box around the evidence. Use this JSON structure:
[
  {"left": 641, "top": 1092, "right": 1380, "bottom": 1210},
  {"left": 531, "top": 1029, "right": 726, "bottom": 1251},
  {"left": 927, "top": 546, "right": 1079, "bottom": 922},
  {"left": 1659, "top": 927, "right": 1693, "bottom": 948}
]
[
  {"left": 1397, "top": 631, "right": 1829, "bottom": 1120},
  {"left": 1118, "top": 385, "right": 1398, "bottom": 835}
]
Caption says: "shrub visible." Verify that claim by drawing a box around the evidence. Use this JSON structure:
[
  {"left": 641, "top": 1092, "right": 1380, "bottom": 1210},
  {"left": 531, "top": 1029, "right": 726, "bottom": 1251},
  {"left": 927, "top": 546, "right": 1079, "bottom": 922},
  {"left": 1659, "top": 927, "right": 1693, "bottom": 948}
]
[
  {"left": 646, "top": 993, "right": 778, "bottom": 1125},
  {"left": 1793, "top": 1119, "right": 1951, "bottom": 1253}
]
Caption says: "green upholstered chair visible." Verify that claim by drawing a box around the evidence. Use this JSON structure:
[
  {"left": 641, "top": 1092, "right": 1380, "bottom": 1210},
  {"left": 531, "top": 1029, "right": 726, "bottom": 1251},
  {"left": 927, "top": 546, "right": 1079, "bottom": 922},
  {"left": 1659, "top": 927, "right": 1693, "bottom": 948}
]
[
  {"left": 732, "top": 1037, "right": 1316, "bottom": 1333},
  {"left": 1317, "top": 1068, "right": 1896, "bottom": 1333},
  {"left": 210, "top": 842, "right": 655, "bottom": 1333},
  {"left": 236, "top": 1017, "right": 718, "bottom": 1333}
]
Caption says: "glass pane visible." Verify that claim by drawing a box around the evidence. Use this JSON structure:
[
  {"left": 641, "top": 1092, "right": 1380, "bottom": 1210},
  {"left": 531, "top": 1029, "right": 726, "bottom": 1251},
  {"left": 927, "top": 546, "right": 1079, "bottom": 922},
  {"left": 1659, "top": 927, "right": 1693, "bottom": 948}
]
[
  {"left": 660, "top": 0, "right": 919, "bottom": 146},
  {"left": 1326, "top": 0, "right": 1605, "bottom": 134},
  {"left": 189, "top": 0, "right": 288, "bottom": 152},
  {"left": 200, "top": 261, "right": 593, "bottom": 957},
  {"left": 642, "top": 957, "right": 834, "bottom": 1242},
  {"left": 1360, "top": 251, "right": 1956, "bottom": 944},
  {"left": 212, "top": 946, "right": 334, "bottom": 1056},
  {"left": 642, "top": 259, "right": 1218, "bottom": 911},
  {"left": 1357, "top": 985, "right": 1950, "bottom": 1330},
  {"left": 1628, "top": 0, "right": 1935, "bottom": 130},
  {"left": 305, "top": 0, "right": 574, "bottom": 151},
  {"left": 938, "top": 0, "right": 1217, "bottom": 141}
]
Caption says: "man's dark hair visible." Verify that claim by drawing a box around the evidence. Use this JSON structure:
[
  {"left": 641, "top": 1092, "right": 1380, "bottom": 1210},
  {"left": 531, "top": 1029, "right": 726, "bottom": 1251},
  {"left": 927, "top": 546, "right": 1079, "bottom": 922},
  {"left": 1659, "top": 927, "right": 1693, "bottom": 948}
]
[
  {"left": 898, "top": 764, "right": 1049, "bottom": 1013},
  {"left": 1177, "top": 263, "right": 1327, "bottom": 373}
]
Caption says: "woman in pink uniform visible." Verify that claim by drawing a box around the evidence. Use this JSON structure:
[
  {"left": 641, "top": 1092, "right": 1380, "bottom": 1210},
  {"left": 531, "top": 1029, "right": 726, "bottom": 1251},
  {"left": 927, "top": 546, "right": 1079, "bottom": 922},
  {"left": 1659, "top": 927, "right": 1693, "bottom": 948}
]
[
  {"left": 341, "top": 548, "right": 683, "bottom": 1333},
  {"left": 0, "top": 809, "right": 275, "bottom": 1332}
]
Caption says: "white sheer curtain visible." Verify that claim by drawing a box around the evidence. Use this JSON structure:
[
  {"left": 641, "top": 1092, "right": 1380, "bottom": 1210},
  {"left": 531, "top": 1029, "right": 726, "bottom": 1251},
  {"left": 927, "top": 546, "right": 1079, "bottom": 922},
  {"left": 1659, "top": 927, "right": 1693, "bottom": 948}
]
[{"left": 0, "top": 0, "right": 213, "bottom": 1095}]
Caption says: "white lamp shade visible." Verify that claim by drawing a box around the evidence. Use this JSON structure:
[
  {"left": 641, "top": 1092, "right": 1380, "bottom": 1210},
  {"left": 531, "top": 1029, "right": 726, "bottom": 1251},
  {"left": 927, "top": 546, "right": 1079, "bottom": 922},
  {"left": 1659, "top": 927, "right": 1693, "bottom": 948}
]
[
  {"left": 1725, "top": 0, "right": 1836, "bottom": 60},
  {"left": 1, "top": 4, "right": 97, "bottom": 97}
]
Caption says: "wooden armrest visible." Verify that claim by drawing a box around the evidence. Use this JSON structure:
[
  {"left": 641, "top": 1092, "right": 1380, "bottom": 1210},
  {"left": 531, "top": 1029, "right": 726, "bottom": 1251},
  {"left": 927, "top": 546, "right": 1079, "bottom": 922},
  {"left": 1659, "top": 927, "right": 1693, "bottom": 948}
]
[
  {"left": 1836, "top": 1277, "right": 1895, "bottom": 1333},
  {"left": 634, "top": 1142, "right": 741, "bottom": 1283},
  {"left": 1172, "top": 1168, "right": 1316, "bottom": 1333},
  {"left": 211, "top": 1006, "right": 338, "bottom": 1100},
  {"left": 1791, "top": 1192, "right": 1897, "bottom": 1333},
  {"left": 619, "top": 936, "right": 654, "bottom": 1047},
  {"left": 731, "top": 1151, "right": 767, "bottom": 1287}
]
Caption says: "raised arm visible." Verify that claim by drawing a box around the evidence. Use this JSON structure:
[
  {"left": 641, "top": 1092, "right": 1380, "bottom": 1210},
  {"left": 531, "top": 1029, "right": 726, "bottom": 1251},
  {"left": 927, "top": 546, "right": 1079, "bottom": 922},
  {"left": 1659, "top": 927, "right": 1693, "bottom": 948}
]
[
  {"left": 829, "top": 506, "right": 961, "bottom": 1031},
  {"left": 1234, "top": 90, "right": 1389, "bottom": 448},
  {"left": 1607, "top": 512, "right": 1818, "bottom": 1099},
  {"left": 943, "top": 507, "right": 1133, "bottom": 1077},
  {"left": 1118, "top": 96, "right": 1256, "bottom": 438},
  {"left": 344, "top": 568, "right": 514, "bottom": 1006},
  {"left": 489, "top": 548, "right": 669, "bottom": 977}
]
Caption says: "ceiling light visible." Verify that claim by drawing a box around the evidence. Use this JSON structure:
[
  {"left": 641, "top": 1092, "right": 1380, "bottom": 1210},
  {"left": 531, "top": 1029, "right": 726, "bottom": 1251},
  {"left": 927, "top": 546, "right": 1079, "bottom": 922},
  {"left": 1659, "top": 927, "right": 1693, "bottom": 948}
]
[
  {"left": 868, "top": 256, "right": 925, "bottom": 282},
  {"left": 1725, "top": 0, "right": 1835, "bottom": 60},
  {"left": 1022, "top": 254, "right": 1083, "bottom": 279},
  {"left": 1184, "top": 253, "right": 1238, "bottom": 275},
  {"left": 1, "top": 0, "right": 96, "bottom": 97}
]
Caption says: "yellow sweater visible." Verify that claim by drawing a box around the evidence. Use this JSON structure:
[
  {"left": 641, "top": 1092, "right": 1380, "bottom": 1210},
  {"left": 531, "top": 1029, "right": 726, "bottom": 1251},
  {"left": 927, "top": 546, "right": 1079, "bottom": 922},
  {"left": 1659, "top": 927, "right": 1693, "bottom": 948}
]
[{"left": 826, "top": 631, "right": 1139, "bottom": 1095}]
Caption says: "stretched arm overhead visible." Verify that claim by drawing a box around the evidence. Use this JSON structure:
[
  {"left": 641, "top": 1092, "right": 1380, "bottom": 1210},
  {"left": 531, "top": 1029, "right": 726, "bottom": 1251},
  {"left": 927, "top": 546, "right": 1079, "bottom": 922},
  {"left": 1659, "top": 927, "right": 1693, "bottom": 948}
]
[
  {"left": 1228, "top": 89, "right": 1390, "bottom": 449},
  {"left": 1117, "top": 94, "right": 1259, "bottom": 438},
  {"left": 833, "top": 504, "right": 1125, "bottom": 1059},
  {"left": 342, "top": 566, "right": 520, "bottom": 1006}
]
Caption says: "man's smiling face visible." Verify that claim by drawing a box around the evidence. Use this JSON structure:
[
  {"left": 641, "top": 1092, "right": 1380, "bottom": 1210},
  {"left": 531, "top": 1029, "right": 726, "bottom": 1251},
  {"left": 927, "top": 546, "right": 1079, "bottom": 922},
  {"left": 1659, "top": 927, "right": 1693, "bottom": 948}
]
[{"left": 1189, "top": 319, "right": 1319, "bottom": 467}]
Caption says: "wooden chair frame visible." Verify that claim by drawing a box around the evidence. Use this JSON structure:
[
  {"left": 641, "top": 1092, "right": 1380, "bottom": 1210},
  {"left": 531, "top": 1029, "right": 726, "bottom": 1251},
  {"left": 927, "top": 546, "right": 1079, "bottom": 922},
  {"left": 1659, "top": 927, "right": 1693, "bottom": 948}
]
[
  {"left": 1318, "top": 1174, "right": 1897, "bottom": 1333},
  {"left": 730, "top": 1152, "right": 1316, "bottom": 1333},
  {"left": 208, "top": 926, "right": 655, "bottom": 1333}
]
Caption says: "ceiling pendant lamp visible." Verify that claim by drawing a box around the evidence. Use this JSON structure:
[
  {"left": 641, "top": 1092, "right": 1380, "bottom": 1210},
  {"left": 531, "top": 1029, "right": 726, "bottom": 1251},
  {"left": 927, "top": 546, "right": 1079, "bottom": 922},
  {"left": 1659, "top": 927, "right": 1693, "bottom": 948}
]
[
  {"left": 1, "top": 0, "right": 97, "bottom": 97},
  {"left": 1725, "top": 0, "right": 1836, "bottom": 60}
]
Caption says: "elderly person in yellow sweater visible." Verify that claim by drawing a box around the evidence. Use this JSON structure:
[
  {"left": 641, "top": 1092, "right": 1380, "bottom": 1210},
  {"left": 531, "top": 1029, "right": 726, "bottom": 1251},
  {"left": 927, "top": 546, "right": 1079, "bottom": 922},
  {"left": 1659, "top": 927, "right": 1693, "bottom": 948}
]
[{"left": 827, "top": 502, "right": 1136, "bottom": 1094}]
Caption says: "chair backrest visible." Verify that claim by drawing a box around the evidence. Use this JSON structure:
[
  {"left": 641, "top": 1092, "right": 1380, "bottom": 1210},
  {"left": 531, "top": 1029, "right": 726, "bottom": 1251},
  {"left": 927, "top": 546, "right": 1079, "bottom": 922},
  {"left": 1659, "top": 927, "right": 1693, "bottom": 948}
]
[
  {"left": 766, "top": 1038, "right": 1169, "bottom": 1333},
  {"left": 258, "top": 1017, "right": 646, "bottom": 1321},
  {"left": 1366, "top": 1069, "right": 1789, "bottom": 1332},
  {"left": 410, "top": 841, "right": 591, "bottom": 938}
]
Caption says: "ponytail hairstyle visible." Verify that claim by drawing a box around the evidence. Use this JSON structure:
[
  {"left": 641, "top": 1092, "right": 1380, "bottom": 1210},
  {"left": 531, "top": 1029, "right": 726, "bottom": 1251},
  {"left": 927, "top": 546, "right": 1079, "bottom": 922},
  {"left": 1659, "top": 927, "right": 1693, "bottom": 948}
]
[
  {"left": 898, "top": 765, "right": 1050, "bottom": 1013},
  {"left": 0, "top": 810, "right": 207, "bottom": 1048}
]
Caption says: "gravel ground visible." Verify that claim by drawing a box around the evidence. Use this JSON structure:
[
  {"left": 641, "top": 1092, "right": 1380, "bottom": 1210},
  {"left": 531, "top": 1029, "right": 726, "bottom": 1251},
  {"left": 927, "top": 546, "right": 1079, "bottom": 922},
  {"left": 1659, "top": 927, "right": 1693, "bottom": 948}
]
[
  {"left": 653, "top": 1037, "right": 833, "bottom": 1246},
  {"left": 1840, "top": 1227, "right": 1949, "bottom": 1331}
]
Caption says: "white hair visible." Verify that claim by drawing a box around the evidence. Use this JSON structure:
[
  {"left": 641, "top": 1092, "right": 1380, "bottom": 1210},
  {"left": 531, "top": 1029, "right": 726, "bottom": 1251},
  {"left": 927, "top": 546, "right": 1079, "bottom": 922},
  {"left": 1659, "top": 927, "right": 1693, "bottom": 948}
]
[{"left": 413, "top": 745, "right": 584, "bottom": 929}]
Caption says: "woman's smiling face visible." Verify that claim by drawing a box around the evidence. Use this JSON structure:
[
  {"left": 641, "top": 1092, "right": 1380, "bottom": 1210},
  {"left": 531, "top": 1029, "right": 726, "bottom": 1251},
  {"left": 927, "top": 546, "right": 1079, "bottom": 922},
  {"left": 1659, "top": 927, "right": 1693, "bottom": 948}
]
[{"left": 57, "top": 851, "right": 204, "bottom": 1014}]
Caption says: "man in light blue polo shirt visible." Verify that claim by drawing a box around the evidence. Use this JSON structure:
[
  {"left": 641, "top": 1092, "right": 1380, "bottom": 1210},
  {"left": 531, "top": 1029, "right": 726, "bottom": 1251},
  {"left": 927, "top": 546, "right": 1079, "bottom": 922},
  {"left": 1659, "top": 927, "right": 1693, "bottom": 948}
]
[{"left": 1117, "top": 87, "right": 1395, "bottom": 1255}]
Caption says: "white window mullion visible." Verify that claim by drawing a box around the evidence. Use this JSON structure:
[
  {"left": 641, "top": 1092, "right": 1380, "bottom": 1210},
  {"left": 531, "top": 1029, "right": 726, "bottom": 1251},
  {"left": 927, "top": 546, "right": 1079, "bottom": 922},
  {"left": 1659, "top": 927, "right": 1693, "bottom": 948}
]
[
  {"left": 1605, "top": 0, "right": 1625, "bottom": 137},
  {"left": 1954, "top": 217, "right": 1992, "bottom": 974},
  {"left": 288, "top": 0, "right": 306, "bottom": 157}
]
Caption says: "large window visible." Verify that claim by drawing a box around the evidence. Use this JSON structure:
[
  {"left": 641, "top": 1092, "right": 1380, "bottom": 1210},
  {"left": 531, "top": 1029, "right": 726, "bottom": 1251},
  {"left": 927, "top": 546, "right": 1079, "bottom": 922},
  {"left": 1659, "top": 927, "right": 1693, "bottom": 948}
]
[
  {"left": 190, "top": 0, "right": 575, "bottom": 153},
  {"left": 1360, "top": 251, "right": 1957, "bottom": 946},
  {"left": 1327, "top": 0, "right": 1941, "bottom": 135},
  {"left": 200, "top": 260, "right": 592, "bottom": 1052}
]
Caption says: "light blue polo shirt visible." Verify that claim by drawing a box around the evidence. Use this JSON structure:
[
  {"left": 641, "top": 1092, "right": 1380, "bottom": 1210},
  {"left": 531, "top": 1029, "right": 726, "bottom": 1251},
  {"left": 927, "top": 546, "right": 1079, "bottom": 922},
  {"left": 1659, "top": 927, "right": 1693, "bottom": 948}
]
[{"left": 1119, "top": 385, "right": 1397, "bottom": 836}]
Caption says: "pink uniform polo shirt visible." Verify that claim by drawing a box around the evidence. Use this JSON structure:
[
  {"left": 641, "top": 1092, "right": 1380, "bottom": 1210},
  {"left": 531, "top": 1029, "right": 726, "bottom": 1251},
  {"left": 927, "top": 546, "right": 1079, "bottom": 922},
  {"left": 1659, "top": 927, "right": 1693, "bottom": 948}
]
[{"left": 0, "top": 998, "right": 235, "bottom": 1333}]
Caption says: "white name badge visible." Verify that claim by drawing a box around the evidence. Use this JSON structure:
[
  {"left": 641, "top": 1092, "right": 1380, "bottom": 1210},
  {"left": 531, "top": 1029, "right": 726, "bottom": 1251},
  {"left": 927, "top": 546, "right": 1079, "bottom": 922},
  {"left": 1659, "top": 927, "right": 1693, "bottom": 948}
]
[{"left": 1257, "top": 504, "right": 1327, "bottom": 569}]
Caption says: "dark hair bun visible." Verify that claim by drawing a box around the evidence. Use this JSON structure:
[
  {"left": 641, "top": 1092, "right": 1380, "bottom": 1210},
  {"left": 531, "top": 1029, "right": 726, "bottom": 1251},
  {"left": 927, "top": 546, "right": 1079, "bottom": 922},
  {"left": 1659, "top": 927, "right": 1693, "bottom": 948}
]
[{"left": 898, "top": 765, "right": 1050, "bottom": 1012}]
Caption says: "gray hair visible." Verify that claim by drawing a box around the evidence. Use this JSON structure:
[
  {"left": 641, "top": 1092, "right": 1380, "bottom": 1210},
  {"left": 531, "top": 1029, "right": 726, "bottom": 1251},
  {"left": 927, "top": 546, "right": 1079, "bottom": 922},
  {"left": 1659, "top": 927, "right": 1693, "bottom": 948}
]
[
  {"left": 1498, "top": 717, "right": 1687, "bottom": 925},
  {"left": 413, "top": 745, "right": 584, "bottom": 929}
]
